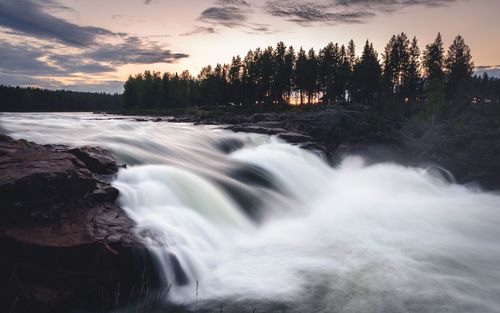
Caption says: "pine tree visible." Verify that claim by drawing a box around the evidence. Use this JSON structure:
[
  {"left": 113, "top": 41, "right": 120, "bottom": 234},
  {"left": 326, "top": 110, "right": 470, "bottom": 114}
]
[
  {"left": 284, "top": 46, "right": 296, "bottom": 104},
  {"left": 403, "top": 36, "right": 422, "bottom": 107},
  {"left": 347, "top": 39, "right": 356, "bottom": 102},
  {"left": 423, "top": 33, "right": 446, "bottom": 119},
  {"left": 305, "top": 48, "right": 319, "bottom": 104},
  {"left": 334, "top": 45, "right": 350, "bottom": 103},
  {"left": 273, "top": 41, "right": 288, "bottom": 104},
  {"left": 423, "top": 33, "right": 445, "bottom": 81},
  {"left": 260, "top": 47, "right": 274, "bottom": 105},
  {"left": 445, "top": 35, "right": 474, "bottom": 111},
  {"left": 295, "top": 48, "right": 308, "bottom": 105},
  {"left": 383, "top": 33, "right": 411, "bottom": 110},
  {"left": 242, "top": 50, "right": 257, "bottom": 106},
  {"left": 318, "top": 42, "right": 337, "bottom": 104},
  {"left": 229, "top": 55, "right": 243, "bottom": 105},
  {"left": 352, "top": 41, "right": 382, "bottom": 105}
]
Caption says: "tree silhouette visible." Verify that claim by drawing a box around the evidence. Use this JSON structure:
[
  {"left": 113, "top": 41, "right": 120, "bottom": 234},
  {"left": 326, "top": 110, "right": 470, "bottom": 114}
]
[
  {"left": 423, "top": 33, "right": 446, "bottom": 119},
  {"left": 423, "top": 33, "right": 445, "bottom": 81},
  {"left": 118, "top": 35, "right": 498, "bottom": 122},
  {"left": 382, "top": 33, "right": 411, "bottom": 114},
  {"left": 445, "top": 35, "right": 474, "bottom": 113},
  {"left": 295, "top": 47, "right": 308, "bottom": 105},
  {"left": 4, "top": 34, "right": 494, "bottom": 115},
  {"left": 352, "top": 41, "right": 382, "bottom": 106},
  {"left": 405, "top": 37, "right": 422, "bottom": 103}
]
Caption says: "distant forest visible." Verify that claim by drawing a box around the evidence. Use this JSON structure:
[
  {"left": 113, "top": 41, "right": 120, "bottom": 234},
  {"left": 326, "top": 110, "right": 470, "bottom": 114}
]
[
  {"left": 124, "top": 33, "right": 500, "bottom": 119},
  {"left": 0, "top": 85, "right": 122, "bottom": 112}
]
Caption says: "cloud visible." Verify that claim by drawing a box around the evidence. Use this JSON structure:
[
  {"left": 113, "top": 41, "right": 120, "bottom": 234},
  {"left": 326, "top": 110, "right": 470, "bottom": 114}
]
[
  {"left": 200, "top": 6, "right": 251, "bottom": 27},
  {"left": 266, "top": 1, "right": 374, "bottom": 24},
  {"left": 48, "top": 54, "right": 116, "bottom": 74},
  {"left": 85, "top": 37, "right": 189, "bottom": 65},
  {"left": 0, "top": 35, "right": 189, "bottom": 80},
  {"left": 216, "top": 0, "right": 250, "bottom": 7},
  {"left": 195, "top": 0, "right": 274, "bottom": 34},
  {"left": 58, "top": 80, "right": 125, "bottom": 93},
  {"left": 0, "top": 41, "right": 63, "bottom": 76},
  {"left": 0, "top": 39, "right": 116, "bottom": 76},
  {"left": 0, "top": 72, "right": 125, "bottom": 93},
  {"left": 264, "top": 0, "right": 459, "bottom": 25},
  {"left": 475, "top": 65, "right": 500, "bottom": 78},
  {"left": 0, "top": 0, "right": 117, "bottom": 47},
  {"left": 0, "top": 0, "right": 189, "bottom": 81},
  {"left": 180, "top": 26, "right": 218, "bottom": 36}
]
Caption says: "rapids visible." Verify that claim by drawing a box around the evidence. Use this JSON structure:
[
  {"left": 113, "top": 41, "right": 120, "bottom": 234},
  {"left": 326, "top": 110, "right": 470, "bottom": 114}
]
[{"left": 2, "top": 112, "right": 500, "bottom": 313}]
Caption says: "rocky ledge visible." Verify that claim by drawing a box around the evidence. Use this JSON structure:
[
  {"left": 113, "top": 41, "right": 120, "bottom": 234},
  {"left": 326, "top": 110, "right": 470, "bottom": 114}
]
[
  {"left": 0, "top": 135, "right": 157, "bottom": 313},
  {"left": 144, "top": 104, "right": 500, "bottom": 190}
]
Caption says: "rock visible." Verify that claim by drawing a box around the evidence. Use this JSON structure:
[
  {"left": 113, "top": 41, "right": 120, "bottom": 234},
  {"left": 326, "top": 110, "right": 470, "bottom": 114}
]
[
  {"left": 146, "top": 103, "right": 500, "bottom": 189},
  {"left": 0, "top": 136, "right": 96, "bottom": 223},
  {"left": 67, "top": 146, "right": 119, "bottom": 175},
  {"left": 90, "top": 185, "right": 120, "bottom": 203},
  {"left": 225, "top": 125, "right": 286, "bottom": 135},
  {"left": 277, "top": 132, "right": 314, "bottom": 144},
  {"left": 397, "top": 108, "right": 500, "bottom": 189},
  {"left": 0, "top": 136, "right": 157, "bottom": 313}
]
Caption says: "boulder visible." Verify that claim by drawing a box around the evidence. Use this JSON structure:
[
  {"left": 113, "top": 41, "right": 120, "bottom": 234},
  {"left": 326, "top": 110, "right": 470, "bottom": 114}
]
[
  {"left": 0, "top": 135, "right": 157, "bottom": 313},
  {"left": 67, "top": 145, "right": 119, "bottom": 175}
]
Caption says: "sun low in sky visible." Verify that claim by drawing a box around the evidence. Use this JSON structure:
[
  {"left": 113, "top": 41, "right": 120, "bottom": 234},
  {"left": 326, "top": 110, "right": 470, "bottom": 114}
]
[{"left": 0, "top": 0, "right": 499, "bottom": 93}]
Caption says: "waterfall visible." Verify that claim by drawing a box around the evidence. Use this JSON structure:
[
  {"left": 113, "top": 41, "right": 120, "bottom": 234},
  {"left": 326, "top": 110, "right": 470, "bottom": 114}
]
[{"left": 2, "top": 112, "right": 500, "bottom": 313}]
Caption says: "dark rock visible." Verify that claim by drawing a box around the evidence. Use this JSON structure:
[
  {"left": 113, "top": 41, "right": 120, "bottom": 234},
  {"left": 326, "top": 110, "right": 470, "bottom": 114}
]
[
  {"left": 225, "top": 125, "right": 286, "bottom": 135},
  {"left": 150, "top": 104, "right": 500, "bottom": 190},
  {"left": 67, "top": 146, "right": 118, "bottom": 175},
  {"left": 0, "top": 138, "right": 96, "bottom": 224},
  {"left": 90, "top": 185, "right": 120, "bottom": 203},
  {"left": 396, "top": 108, "right": 500, "bottom": 190},
  {"left": 278, "top": 132, "right": 313, "bottom": 144},
  {"left": 215, "top": 137, "right": 245, "bottom": 154},
  {"left": 0, "top": 136, "right": 157, "bottom": 313}
]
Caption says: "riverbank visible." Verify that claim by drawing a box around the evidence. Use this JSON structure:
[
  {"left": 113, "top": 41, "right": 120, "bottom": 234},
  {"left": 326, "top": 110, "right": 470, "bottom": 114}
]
[{"left": 125, "top": 103, "right": 500, "bottom": 190}]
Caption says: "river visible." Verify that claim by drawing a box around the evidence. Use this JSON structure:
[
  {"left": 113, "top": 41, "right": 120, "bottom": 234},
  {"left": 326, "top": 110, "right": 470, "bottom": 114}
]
[{"left": 1, "top": 112, "right": 500, "bottom": 313}]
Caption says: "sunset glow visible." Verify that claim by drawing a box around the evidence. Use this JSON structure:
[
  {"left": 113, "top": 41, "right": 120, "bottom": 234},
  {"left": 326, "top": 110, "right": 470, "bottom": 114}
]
[{"left": 1, "top": 0, "right": 499, "bottom": 93}]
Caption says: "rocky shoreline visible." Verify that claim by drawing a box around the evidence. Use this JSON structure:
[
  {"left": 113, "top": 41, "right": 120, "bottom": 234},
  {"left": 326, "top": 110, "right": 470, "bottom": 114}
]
[
  {"left": 133, "top": 104, "right": 500, "bottom": 190},
  {"left": 0, "top": 135, "right": 158, "bottom": 313}
]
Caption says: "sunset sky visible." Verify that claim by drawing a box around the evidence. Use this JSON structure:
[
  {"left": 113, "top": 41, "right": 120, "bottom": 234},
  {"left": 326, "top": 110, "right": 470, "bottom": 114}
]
[{"left": 0, "top": 0, "right": 499, "bottom": 93}]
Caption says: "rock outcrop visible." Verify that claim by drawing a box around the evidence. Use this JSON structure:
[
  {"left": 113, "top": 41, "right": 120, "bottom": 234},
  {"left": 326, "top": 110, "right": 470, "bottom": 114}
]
[
  {"left": 162, "top": 104, "right": 500, "bottom": 190},
  {"left": 397, "top": 108, "right": 500, "bottom": 189},
  {"left": 0, "top": 135, "right": 157, "bottom": 313}
]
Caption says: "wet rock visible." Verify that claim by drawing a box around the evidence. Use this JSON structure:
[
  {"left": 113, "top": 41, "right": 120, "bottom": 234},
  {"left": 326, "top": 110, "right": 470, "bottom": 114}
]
[
  {"left": 90, "top": 185, "right": 120, "bottom": 203},
  {"left": 398, "top": 111, "right": 500, "bottom": 189},
  {"left": 0, "top": 135, "right": 157, "bottom": 313},
  {"left": 0, "top": 136, "right": 96, "bottom": 223},
  {"left": 215, "top": 137, "right": 245, "bottom": 154},
  {"left": 226, "top": 125, "right": 286, "bottom": 135},
  {"left": 278, "top": 132, "right": 314, "bottom": 144},
  {"left": 67, "top": 146, "right": 118, "bottom": 175}
]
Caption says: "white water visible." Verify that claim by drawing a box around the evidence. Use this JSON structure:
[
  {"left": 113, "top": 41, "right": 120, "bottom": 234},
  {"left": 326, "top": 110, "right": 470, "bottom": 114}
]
[{"left": 2, "top": 112, "right": 500, "bottom": 313}]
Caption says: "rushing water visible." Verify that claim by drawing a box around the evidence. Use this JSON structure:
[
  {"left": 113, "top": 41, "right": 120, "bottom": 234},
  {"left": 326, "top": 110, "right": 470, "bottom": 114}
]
[{"left": 2, "top": 112, "right": 500, "bottom": 313}]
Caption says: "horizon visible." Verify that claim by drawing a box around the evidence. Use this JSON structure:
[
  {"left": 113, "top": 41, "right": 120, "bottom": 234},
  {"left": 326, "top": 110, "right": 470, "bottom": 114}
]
[{"left": 1, "top": 0, "right": 499, "bottom": 94}]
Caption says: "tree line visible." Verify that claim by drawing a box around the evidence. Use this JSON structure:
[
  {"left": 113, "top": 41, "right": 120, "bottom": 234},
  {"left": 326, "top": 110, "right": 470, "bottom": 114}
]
[
  {"left": 0, "top": 85, "right": 123, "bottom": 112},
  {"left": 124, "top": 33, "right": 500, "bottom": 120}
]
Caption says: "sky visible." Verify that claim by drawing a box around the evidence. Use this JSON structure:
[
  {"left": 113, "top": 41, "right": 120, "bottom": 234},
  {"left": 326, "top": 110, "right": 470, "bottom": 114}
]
[{"left": 0, "top": 0, "right": 499, "bottom": 93}]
